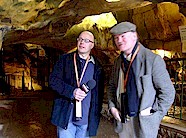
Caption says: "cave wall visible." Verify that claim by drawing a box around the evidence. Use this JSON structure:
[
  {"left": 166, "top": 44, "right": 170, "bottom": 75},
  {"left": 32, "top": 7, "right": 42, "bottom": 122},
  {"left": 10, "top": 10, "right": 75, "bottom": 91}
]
[{"left": 2, "top": 2, "right": 186, "bottom": 93}]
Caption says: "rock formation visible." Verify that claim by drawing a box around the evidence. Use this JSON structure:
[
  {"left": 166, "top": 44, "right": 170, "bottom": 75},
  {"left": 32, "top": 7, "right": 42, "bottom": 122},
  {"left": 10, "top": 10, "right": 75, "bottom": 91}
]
[{"left": 0, "top": 0, "right": 186, "bottom": 92}]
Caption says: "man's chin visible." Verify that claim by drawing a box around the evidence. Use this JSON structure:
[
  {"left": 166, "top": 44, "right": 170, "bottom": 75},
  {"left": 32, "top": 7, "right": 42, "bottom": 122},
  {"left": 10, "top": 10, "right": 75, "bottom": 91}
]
[
  {"left": 119, "top": 48, "right": 126, "bottom": 52},
  {"left": 78, "top": 51, "right": 85, "bottom": 54}
]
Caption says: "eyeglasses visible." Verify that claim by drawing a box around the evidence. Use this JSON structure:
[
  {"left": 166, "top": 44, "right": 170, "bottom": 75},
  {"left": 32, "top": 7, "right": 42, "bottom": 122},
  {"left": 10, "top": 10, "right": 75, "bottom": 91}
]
[{"left": 77, "top": 38, "right": 94, "bottom": 43}]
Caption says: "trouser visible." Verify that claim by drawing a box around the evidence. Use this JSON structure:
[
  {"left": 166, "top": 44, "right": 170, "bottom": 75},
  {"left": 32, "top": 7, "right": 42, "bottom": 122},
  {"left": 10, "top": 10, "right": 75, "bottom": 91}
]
[
  {"left": 118, "top": 117, "right": 139, "bottom": 138},
  {"left": 57, "top": 123, "right": 89, "bottom": 138}
]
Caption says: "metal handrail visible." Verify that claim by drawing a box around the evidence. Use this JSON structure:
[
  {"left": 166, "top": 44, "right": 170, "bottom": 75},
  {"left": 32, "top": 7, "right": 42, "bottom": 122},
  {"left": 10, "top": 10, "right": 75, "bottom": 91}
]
[{"left": 165, "top": 58, "right": 186, "bottom": 121}]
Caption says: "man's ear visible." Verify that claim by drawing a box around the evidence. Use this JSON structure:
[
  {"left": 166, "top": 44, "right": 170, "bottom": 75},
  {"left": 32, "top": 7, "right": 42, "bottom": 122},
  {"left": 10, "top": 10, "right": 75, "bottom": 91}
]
[
  {"left": 91, "top": 43, "right": 94, "bottom": 49},
  {"left": 91, "top": 39, "right": 95, "bottom": 49},
  {"left": 132, "top": 32, "right": 137, "bottom": 40}
]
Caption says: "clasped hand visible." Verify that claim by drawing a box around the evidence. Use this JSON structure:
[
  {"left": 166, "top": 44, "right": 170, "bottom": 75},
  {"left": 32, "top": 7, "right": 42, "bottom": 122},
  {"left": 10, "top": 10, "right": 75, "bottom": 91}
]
[{"left": 73, "top": 88, "right": 87, "bottom": 101}]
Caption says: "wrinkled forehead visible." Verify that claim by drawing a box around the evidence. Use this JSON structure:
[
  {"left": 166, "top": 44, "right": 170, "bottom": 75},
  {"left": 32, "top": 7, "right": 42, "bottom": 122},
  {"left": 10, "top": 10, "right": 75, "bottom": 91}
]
[{"left": 79, "top": 31, "right": 94, "bottom": 40}]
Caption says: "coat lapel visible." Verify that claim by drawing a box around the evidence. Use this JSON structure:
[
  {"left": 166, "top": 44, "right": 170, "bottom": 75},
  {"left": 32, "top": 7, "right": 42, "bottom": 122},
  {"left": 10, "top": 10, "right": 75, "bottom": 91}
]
[{"left": 132, "top": 43, "right": 145, "bottom": 98}]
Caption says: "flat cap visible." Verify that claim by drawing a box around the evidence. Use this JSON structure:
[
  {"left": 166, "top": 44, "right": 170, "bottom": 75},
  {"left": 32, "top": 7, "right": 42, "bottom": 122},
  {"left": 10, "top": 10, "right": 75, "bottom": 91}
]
[{"left": 110, "top": 22, "right": 136, "bottom": 35}]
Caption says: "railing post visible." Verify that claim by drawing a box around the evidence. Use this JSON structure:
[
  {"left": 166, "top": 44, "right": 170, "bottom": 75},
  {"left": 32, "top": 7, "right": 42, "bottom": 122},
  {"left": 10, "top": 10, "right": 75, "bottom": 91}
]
[
  {"left": 22, "top": 71, "right": 25, "bottom": 92},
  {"left": 180, "top": 59, "right": 184, "bottom": 119}
]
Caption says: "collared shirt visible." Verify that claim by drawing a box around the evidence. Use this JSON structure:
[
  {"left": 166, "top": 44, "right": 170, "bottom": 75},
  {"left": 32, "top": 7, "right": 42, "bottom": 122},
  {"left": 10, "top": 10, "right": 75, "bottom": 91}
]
[
  {"left": 123, "top": 53, "right": 132, "bottom": 61},
  {"left": 89, "top": 55, "right": 95, "bottom": 64}
]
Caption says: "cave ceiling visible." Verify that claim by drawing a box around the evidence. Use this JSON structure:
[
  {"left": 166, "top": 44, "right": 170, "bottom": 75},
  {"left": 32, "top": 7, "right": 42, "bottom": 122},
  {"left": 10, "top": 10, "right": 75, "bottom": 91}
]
[{"left": 0, "top": 0, "right": 186, "bottom": 53}]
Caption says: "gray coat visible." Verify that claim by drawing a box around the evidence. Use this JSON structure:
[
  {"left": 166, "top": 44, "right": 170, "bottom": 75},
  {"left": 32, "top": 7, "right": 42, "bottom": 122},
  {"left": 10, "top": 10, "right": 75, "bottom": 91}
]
[{"left": 107, "top": 43, "right": 175, "bottom": 138}]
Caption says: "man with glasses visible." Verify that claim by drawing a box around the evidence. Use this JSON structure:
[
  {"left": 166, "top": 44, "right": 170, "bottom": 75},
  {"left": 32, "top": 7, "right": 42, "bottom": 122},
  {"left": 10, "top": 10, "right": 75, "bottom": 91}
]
[{"left": 49, "top": 31, "right": 104, "bottom": 138}]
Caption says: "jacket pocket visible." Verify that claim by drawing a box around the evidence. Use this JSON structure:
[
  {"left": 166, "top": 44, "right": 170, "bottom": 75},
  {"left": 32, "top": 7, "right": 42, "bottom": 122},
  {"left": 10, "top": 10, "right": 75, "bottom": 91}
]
[
  {"left": 51, "top": 99, "right": 73, "bottom": 128},
  {"left": 139, "top": 110, "right": 161, "bottom": 137}
]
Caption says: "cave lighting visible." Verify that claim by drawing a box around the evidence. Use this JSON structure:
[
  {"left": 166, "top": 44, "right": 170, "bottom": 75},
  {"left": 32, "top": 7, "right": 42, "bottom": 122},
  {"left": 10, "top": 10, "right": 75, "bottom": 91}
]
[
  {"left": 106, "top": 0, "right": 120, "bottom": 2},
  {"left": 65, "top": 12, "right": 117, "bottom": 37},
  {"left": 79, "top": 12, "right": 117, "bottom": 28},
  {"left": 152, "top": 49, "right": 172, "bottom": 59}
]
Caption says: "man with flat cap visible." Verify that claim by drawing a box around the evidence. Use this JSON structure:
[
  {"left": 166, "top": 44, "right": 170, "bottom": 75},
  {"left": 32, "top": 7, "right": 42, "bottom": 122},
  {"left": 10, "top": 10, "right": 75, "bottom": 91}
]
[{"left": 107, "top": 21, "right": 175, "bottom": 138}]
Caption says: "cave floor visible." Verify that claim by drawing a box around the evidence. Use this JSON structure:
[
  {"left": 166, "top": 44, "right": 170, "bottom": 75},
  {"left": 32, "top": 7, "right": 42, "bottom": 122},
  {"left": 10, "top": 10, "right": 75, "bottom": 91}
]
[
  {"left": 1, "top": 90, "right": 185, "bottom": 138},
  {"left": 0, "top": 91, "right": 118, "bottom": 138}
]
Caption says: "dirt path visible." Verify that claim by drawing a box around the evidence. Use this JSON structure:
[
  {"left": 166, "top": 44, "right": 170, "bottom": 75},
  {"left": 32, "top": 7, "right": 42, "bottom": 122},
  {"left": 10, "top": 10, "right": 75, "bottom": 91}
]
[{"left": 0, "top": 95, "right": 118, "bottom": 138}]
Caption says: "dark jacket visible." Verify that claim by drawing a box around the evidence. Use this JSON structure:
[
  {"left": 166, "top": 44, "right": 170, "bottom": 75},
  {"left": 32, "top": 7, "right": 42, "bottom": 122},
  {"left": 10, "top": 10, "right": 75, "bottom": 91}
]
[{"left": 49, "top": 51, "right": 104, "bottom": 137}]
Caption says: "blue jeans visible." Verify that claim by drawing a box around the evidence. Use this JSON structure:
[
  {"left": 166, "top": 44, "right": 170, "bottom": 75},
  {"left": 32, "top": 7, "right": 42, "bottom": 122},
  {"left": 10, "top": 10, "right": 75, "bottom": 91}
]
[{"left": 57, "top": 123, "right": 89, "bottom": 138}]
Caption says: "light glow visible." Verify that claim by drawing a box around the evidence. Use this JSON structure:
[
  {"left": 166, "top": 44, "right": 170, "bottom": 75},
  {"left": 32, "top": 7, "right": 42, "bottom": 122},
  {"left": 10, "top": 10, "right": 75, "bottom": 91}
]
[
  {"left": 152, "top": 49, "right": 173, "bottom": 59},
  {"left": 106, "top": 0, "right": 120, "bottom": 2},
  {"left": 79, "top": 12, "right": 117, "bottom": 28},
  {"left": 65, "top": 12, "right": 117, "bottom": 37}
]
